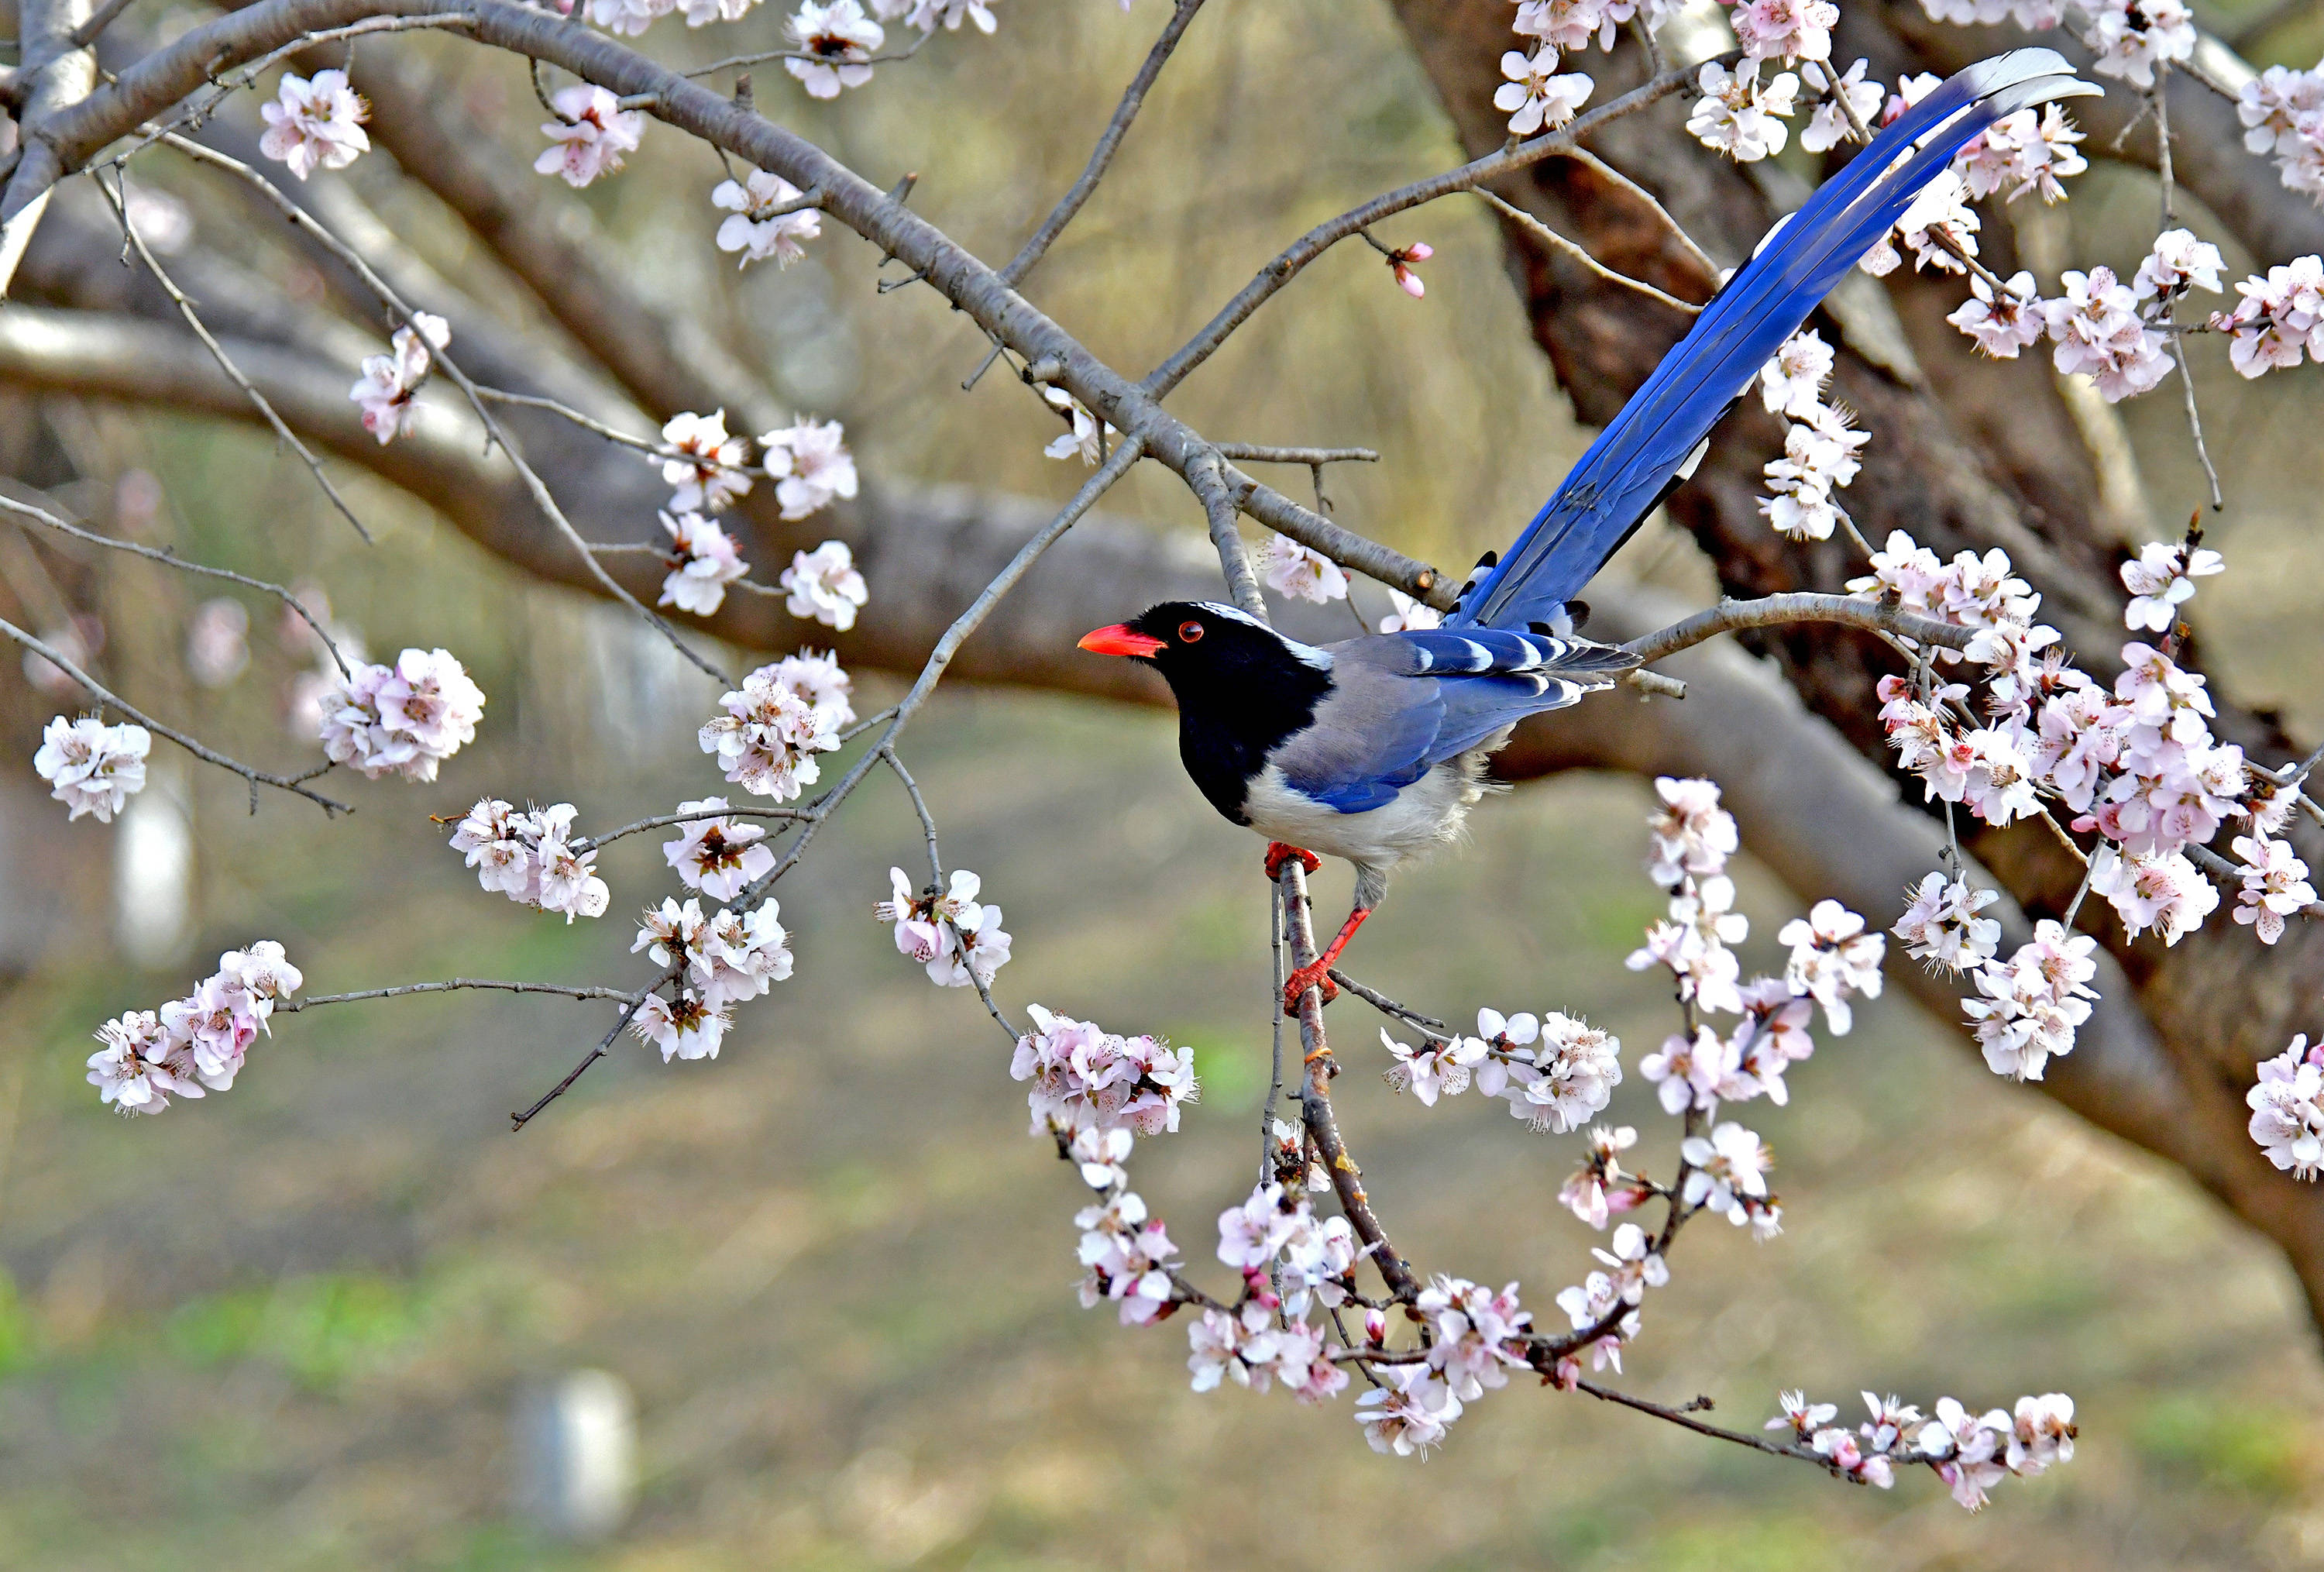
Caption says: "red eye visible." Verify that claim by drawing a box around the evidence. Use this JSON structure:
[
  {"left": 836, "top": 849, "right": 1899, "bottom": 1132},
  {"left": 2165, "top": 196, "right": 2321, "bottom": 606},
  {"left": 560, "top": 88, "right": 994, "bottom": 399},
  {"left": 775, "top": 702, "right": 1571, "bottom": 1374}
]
[{"left": 1177, "top": 620, "right": 1205, "bottom": 643}]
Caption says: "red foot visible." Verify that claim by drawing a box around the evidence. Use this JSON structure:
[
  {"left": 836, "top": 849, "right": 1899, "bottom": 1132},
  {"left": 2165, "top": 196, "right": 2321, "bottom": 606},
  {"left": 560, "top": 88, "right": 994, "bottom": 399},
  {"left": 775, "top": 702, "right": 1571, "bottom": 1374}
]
[
  {"left": 1264, "top": 841, "right": 1322, "bottom": 880},
  {"left": 1282, "top": 958, "right": 1340, "bottom": 1015},
  {"left": 1281, "top": 905, "right": 1373, "bottom": 1016}
]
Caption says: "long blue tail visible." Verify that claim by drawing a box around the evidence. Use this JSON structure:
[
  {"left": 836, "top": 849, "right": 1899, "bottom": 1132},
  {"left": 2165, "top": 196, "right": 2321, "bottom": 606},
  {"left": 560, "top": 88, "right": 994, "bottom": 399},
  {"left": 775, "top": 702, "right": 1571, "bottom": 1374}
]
[{"left": 1449, "top": 48, "right": 2097, "bottom": 632}]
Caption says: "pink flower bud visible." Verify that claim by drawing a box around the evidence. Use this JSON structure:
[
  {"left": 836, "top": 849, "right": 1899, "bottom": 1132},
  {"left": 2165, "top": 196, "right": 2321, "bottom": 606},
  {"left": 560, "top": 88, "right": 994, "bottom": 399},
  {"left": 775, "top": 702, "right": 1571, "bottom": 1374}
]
[
  {"left": 1393, "top": 264, "right": 1426, "bottom": 299},
  {"left": 1402, "top": 242, "right": 1435, "bottom": 262}
]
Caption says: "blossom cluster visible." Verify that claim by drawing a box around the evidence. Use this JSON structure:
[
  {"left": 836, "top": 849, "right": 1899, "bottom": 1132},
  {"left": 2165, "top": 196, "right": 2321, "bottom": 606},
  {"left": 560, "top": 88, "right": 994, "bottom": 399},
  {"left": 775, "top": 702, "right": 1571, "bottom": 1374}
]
[
  {"left": 875, "top": 866, "right": 1013, "bottom": 987},
  {"left": 1014, "top": 1006, "right": 1205, "bottom": 1330},
  {"left": 1010, "top": 1004, "right": 1198, "bottom": 1137},
  {"left": 86, "top": 944, "right": 301, "bottom": 1115},
  {"left": 2249, "top": 1034, "right": 2324, "bottom": 1178},
  {"left": 318, "top": 646, "right": 485, "bottom": 782},
  {"left": 349, "top": 313, "right": 451, "bottom": 445},
  {"left": 1752, "top": 329, "right": 1866, "bottom": 542},
  {"left": 629, "top": 895, "right": 796, "bottom": 1059},
  {"left": 1769, "top": 1388, "right": 2076, "bottom": 1509},
  {"left": 2212, "top": 255, "right": 2324, "bottom": 378},
  {"left": 447, "top": 799, "right": 612, "bottom": 921},
  {"left": 33, "top": 715, "right": 151, "bottom": 823},
  {"left": 258, "top": 70, "right": 370, "bottom": 181},
  {"left": 1625, "top": 778, "right": 1875, "bottom": 1114},
  {"left": 698, "top": 650, "right": 854, "bottom": 798},
  {"left": 1377, "top": 1007, "right": 1624, "bottom": 1134},
  {"left": 2240, "top": 62, "right": 2324, "bottom": 201}
]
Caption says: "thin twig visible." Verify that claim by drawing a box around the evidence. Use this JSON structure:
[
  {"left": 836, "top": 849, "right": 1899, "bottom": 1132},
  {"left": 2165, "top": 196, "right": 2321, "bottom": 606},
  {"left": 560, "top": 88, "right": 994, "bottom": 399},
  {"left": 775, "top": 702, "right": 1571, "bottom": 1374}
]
[
  {"left": 1571, "top": 1380, "right": 1830, "bottom": 1466},
  {"left": 1278, "top": 855, "right": 1420, "bottom": 1303},
  {"left": 280, "top": 978, "right": 638, "bottom": 1011},
  {"left": 509, "top": 440, "right": 1144, "bottom": 1125},
  {"left": 0, "top": 490, "right": 350, "bottom": 676},
  {"left": 67, "top": 0, "right": 140, "bottom": 48},
  {"left": 1328, "top": 969, "right": 1450, "bottom": 1036},
  {"left": 678, "top": 27, "right": 930, "bottom": 80},
  {"left": 1556, "top": 146, "right": 1723, "bottom": 282},
  {"left": 1000, "top": 0, "right": 1206, "bottom": 287},
  {"left": 95, "top": 169, "right": 373, "bottom": 542},
  {"left": 159, "top": 131, "right": 733, "bottom": 685},
  {"left": 572, "top": 803, "right": 806, "bottom": 853},
  {"left": 1624, "top": 593, "right": 1975, "bottom": 668},
  {"left": 1143, "top": 56, "right": 1722, "bottom": 399},
  {"left": 1213, "top": 444, "right": 1380, "bottom": 466},
  {"left": 1473, "top": 187, "right": 1701, "bottom": 315},
  {"left": 1, "top": 614, "right": 349, "bottom": 814}
]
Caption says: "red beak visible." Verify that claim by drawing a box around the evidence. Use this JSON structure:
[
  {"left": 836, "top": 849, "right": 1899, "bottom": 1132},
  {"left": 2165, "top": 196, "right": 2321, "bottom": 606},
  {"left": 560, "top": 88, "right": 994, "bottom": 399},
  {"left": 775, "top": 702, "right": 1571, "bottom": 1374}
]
[{"left": 1078, "top": 623, "right": 1167, "bottom": 659}]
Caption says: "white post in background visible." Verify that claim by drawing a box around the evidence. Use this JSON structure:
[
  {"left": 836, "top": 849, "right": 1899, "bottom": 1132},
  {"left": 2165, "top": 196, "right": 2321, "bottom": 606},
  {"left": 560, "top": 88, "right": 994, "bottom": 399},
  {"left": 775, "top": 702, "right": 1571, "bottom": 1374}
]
[
  {"left": 112, "top": 755, "right": 193, "bottom": 968},
  {"left": 514, "top": 1368, "right": 638, "bottom": 1542}
]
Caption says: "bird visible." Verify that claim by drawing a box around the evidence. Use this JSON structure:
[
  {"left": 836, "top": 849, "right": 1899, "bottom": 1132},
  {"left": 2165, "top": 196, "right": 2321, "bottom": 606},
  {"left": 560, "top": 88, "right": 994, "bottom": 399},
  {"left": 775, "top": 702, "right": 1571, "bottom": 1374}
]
[{"left": 1079, "top": 50, "right": 2097, "bottom": 1017}]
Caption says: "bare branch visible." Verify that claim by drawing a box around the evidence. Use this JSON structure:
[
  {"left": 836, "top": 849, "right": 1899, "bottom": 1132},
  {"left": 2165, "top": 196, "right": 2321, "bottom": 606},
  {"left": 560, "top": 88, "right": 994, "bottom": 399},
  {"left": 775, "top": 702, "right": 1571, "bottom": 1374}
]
[
  {"left": 1473, "top": 186, "right": 1702, "bottom": 316},
  {"left": 280, "top": 978, "right": 638, "bottom": 1010},
  {"left": 157, "top": 131, "right": 733, "bottom": 684},
  {"left": 999, "top": 0, "right": 1207, "bottom": 287},
  {"left": 94, "top": 167, "right": 374, "bottom": 542},
  {"left": 0, "top": 614, "right": 350, "bottom": 814},
  {"left": 1141, "top": 55, "right": 1718, "bottom": 400},
  {"left": 0, "top": 488, "right": 352, "bottom": 676},
  {"left": 1622, "top": 593, "right": 1975, "bottom": 669}
]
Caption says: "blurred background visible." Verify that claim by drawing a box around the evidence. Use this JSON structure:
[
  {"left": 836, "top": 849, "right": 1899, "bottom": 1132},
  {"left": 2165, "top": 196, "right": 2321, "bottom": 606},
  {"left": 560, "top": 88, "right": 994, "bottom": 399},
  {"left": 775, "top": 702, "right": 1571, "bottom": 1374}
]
[{"left": 5, "top": 0, "right": 2324, "bottom": 1565}]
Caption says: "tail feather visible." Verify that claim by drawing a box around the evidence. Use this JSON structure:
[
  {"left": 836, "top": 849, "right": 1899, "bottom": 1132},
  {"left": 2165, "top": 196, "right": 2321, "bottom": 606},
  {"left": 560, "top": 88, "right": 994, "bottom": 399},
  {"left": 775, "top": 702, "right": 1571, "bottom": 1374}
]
[{"left": 1450, "top": 48, "right": 2097, "bottom": 632}]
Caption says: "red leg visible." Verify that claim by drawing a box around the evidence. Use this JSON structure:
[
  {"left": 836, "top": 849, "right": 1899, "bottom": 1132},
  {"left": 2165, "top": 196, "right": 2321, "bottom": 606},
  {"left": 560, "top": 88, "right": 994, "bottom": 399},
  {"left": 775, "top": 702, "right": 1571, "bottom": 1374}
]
[
  {"left": 1283, "top": 905, "right": 1372, "bottom": 1016},
  {"left": 1263, "top": 841, "right": 1322, "bottom": 880}
]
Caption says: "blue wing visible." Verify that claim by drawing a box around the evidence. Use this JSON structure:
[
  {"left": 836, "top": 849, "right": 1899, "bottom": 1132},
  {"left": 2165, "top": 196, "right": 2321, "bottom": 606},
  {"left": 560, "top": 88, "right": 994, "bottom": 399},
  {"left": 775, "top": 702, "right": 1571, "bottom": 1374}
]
[
  {"left": 1449, "top": 48, "right": 2099, "bottom": 633},
  {"left": 1274, "top": 631, "right": 1638, "bottom": 812}
]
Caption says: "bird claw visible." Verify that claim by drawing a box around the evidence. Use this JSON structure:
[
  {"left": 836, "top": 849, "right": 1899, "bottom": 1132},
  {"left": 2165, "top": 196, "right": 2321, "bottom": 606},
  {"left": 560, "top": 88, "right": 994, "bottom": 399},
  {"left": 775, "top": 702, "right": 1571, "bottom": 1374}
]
[
  {"left": 1282, "top": 960, "right": 1339, "bottom": 1016},
  {"left": 1263, "top": 842, "right": 1322, "bottom": 880}
]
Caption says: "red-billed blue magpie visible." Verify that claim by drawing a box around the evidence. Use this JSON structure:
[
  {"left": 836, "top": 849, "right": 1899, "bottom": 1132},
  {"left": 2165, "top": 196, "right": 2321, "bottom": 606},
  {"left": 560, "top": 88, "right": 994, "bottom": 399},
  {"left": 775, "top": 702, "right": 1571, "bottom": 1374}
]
[{"left": 1081, "top": 50, "right": 2097, "bottom": 1014}]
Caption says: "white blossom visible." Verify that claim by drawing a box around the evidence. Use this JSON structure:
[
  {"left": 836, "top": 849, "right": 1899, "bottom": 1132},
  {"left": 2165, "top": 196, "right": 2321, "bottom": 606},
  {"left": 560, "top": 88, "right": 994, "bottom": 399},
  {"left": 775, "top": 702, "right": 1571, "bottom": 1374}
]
[
  {"left": 777, "top": 540, "right": 868, "bottom": 631},
  {"left": 761, "top": 418, "right": 858, "bottom": 520},
  {"left": 258, "top": 70, "right": 370, "bottom": 180},
  {"left": 785, "top": 0, "right": 885, "bottom": 98},
  {"left": 1041, "top": 386, "right": 1116, "bottom": 463},
  {"left": 318, "top": 646, "right": 484, "bottom": 783},
  {"left": 713, "top": 170, "right": 823, "bottom": 267},
  {"left": 1263, "top": 537, "right": 1350, "bottom": 604},
  {"left": 2232, "top": 833, "right": 2315, "bottom": 945},
  {"left": 1494, "top": 49, "right": 1593, "bottom": 136},
  {"left": 658, "top": 511, "right": 750, "bottom": 616},
  {"left": 349, "top": 313, "right": 451, "bottom": 445},
  {"left": 1893, "top": 872, "right": 2002, "bottom": 974},
  {"left": 535, "top": 84, "right": 645, "bottom": 187},
  {"left": 661, "top": 410, "right": 753, "bottom": 512},
  {"left": 2249, "top": 1035, "right": 2324, "bottom": 1178},
  {"left": 33, "top": 715, "right": 150, "bottom": 823},
  {"left": 1687, "top": 60, "right": 1799, "bottom": 162}
]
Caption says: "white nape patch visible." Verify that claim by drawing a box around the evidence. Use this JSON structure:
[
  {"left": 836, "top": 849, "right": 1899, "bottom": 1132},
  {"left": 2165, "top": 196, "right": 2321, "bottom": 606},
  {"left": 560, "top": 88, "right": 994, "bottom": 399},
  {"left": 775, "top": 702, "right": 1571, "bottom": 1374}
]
[
  {"left": 1195, "top": 601, "right": 1334, "bottom": 671},
  {"left": 1676, "top": 436, "right": 1710, "bottom": 481}
]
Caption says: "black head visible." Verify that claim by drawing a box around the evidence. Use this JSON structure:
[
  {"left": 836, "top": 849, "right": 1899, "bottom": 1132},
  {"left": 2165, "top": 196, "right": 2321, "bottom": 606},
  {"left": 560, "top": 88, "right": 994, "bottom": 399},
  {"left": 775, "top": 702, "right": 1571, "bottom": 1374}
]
[
  {"left": 1081, "top": 600, "right": 1329, "bottom": 701},
  {"left": 1079, "top": 601, "right": 1335, "bottom": 825}
]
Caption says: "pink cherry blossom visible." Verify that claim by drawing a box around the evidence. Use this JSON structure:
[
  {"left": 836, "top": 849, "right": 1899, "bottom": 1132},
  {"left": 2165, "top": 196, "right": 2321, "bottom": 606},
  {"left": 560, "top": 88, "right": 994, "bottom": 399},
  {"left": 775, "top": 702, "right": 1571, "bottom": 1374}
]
[
  {"left": 535, "top": 84, "right": 645, "bottom": 187},
  {"left": 259, "top": 70, "right": 370, "bottom": 180}
]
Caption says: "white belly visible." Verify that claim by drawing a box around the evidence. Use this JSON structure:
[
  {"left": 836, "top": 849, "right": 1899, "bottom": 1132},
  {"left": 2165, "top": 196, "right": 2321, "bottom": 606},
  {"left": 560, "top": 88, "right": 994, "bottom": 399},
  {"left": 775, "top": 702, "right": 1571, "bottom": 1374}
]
[{"left": 1241, "top": 754, "right": 1497, "bottom": 877}]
